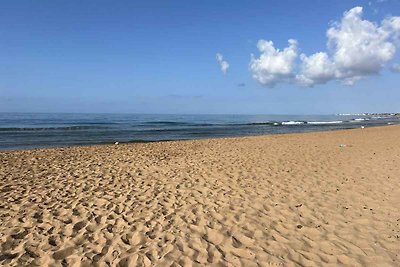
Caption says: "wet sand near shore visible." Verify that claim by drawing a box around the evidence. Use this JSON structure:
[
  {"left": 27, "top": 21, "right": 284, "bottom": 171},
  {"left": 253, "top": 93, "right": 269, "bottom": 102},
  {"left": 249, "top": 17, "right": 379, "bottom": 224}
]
[{"left": 1, "top": 126, "right": 399, "bottom": 266}]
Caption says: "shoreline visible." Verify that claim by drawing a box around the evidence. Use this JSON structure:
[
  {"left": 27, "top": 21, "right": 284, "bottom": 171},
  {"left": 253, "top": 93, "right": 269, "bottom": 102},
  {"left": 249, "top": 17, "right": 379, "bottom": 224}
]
[{"left": 1, "top": 124, "right": 397, "bottom": 153}]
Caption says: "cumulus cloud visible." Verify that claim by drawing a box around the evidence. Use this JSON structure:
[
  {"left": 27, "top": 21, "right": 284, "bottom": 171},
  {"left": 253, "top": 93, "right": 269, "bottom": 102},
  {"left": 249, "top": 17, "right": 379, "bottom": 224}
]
[
  {"left": 391, "top": 63, "right": 400, "bottom": 72},
  {"left": 296, "top": 52, "right": 336, "bottom": 86},
  {"left": 250, "top": 6, "right": 400, "bottom": 87},
  {"left": 216, "top": 53, "right": 229, "bottom": 74},
  {"left": 249, "top": 39, "right": 298, "bottom": 87},
  {"left": 383, "top": 16, "right": 400, "bottom": 44}
]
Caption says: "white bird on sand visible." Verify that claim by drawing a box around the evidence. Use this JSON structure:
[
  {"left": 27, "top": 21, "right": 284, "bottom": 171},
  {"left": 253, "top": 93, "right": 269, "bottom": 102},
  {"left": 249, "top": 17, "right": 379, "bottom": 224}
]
[
  {"left": 115, "top": 142, "right": 119, "bottom": 145},
  {"left": 361, "top": 126, "right": 365, "bottom": 129}
]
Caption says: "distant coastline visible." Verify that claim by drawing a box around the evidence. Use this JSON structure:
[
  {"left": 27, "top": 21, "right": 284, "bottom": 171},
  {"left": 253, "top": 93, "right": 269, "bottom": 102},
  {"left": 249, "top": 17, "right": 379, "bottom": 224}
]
[{"left": 336, "top": 112, "right": 400, "bottom": 116}]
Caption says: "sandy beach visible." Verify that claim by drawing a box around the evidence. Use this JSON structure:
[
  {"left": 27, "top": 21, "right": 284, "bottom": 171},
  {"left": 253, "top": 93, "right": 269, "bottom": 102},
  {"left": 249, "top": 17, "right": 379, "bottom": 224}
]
[{"left": 0, "top": 126, "right": 399, "bottom": 266}]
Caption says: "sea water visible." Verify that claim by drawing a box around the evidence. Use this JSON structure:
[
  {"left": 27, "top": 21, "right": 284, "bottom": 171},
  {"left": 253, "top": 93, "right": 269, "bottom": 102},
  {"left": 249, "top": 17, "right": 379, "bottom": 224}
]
[{"left": 0, "top": 113, "right": 398, "bottom": 150}]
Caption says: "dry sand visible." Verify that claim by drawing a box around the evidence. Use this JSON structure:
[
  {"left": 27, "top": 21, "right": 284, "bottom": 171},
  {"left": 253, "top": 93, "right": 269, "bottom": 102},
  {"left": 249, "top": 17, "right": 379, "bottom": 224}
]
[{"left": 0, "top": 126, "right": 399, "bottom": 266}]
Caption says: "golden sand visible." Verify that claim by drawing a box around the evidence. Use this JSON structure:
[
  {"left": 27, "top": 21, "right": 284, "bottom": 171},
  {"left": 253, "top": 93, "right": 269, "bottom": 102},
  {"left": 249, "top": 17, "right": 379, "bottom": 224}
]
[{"left": 1, "top": 126, "right": 399, "bottom": 266}]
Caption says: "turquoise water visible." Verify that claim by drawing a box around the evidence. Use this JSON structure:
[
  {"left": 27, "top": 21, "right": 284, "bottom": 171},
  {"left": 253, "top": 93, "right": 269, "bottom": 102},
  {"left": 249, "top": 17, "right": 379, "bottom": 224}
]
[{"left": 0, "top": 113, "right": 398, "bottom": 150}]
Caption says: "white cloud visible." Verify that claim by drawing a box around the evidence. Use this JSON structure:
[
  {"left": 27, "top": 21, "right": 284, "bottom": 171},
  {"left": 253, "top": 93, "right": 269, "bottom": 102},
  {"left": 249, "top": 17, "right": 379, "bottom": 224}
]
[
  {"left": 383, "top": 16, "right": 400, "bottom": 44},
  {"left": 250, "top": 6, "right": 400, "bottom": 87},
  {"left": 249, "top": 39, "right": 298, "bottom": 87},
  {"left": 391, "top": 63, "right": 400, "bottom": 72},
  {"left": 328, "top": 7, "right": 396, "bottom": 81},
  {"left": 296, "top": 52, "right": 336, "bottom": 86},
  {"left": 216, "top": 53, "right": 229, "bottom": 74}
]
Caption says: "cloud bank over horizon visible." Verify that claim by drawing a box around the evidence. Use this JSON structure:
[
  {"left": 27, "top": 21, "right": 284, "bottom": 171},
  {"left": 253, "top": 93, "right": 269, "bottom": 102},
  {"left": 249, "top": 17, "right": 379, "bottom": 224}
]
[
  {"left": 250, "top": 6, "right": 400, "bottom": 87},
  {"left": 216, "top": 53, "right": 229, "bottom": 74}
]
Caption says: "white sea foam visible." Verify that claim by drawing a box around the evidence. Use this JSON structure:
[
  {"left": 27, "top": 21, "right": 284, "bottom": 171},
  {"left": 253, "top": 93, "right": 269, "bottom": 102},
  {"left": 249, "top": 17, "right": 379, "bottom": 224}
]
[
  {"left": 307, "top": 121, "right": 343, "bottom": 125},
  {"left": 282, "top": 121, "right": 305, "bottom": 125}
]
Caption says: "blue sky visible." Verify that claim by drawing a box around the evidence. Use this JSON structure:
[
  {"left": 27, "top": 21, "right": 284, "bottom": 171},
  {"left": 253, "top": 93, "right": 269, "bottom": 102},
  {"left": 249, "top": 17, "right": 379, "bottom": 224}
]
[{"left": 1, "top": 0, "right": 399, "bottom": 114}]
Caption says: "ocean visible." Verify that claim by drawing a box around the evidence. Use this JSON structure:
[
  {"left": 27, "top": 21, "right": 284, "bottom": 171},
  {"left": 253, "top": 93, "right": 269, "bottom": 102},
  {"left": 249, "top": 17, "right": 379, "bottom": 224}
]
[{"left": 0, "top": 113, "right": 398, "bottom": 150}]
